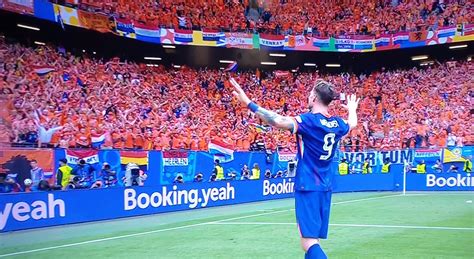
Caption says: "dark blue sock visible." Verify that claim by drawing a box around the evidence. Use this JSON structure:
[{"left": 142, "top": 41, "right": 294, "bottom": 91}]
[{"left": 305, "top": 244, "right": 327, "bottom": 259}]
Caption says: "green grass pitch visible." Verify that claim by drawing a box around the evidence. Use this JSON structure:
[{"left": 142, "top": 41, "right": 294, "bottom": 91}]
[{"left": 1, "top": 192, "right": 473, "bottom": 258}]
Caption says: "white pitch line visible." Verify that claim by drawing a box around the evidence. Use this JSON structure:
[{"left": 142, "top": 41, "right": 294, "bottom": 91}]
[
  {"left": 212, "top": 222, "right": 295, "bottom": 225},
  {"left": 0, "top": 193, "right": 403, "bottom": 257},
  {"left": 330, "top": 223, "right": 474, "bottom": 231},
  {"left": 209, "top": 222, "right": 474, "bottom": 231},
  {"left": 331, "top": 193, "right": 405, "bottom": 205}
]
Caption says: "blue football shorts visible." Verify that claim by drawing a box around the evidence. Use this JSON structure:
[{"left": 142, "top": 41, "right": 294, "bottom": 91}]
[{"left": 295, "top": 190, "right": 332, "bottom": 239}]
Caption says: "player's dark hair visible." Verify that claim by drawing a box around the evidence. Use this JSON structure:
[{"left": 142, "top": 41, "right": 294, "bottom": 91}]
[{"left": 313, "top": 80, "right": 336, "bottom": 106}]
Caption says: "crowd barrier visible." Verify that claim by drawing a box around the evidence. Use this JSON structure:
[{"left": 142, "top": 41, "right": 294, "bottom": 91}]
[
  {"left": 1, "top": 1, "right": 472, "bottom": 52},
  {"left": 0, "top": 147, "right": 472, "bottom": 188},
  {"left": 0, "top": 146, "right": 472, "bottom": 232}
]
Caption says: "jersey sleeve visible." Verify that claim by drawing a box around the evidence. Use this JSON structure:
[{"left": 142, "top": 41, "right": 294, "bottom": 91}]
[
  {"left": 337, "top": 117, "right": 350, "bottom": 137},
  {"left": 292, "top": 113, "right": 311, "bottom": 135}
]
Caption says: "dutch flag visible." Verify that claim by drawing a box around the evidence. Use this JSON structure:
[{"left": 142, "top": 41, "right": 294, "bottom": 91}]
[
  {"left": 34, "top": 66, "right": 55, "bottom": 76},
  {"left": 91, "top": 133, "right": 106, "bottom": 148},
  {"left": 208, "top": 139, "right": 235, "bottom": 163}
]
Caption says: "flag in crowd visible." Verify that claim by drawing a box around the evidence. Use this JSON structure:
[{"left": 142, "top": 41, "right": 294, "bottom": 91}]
[
  {"left": 208, "top": 139, "right": 235, "bottom": 163},
  {"left": 224, "top": 61, "right": 238, "bottom": 72},
  {"left": 33, "top": 66, "right": 55, "bottom": 76}
]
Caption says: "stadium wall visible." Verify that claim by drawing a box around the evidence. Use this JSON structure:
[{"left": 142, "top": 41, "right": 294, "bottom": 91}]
[{"left": 0, "top": 147, "right": 472, "bottom": 232}]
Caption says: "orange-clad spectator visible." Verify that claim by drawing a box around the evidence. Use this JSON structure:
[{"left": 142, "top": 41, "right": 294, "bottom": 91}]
[
  {"left": 437, "top": 131, "right": 448, "bottom": 147},
  {"left": 143, "top": 132, "right": 154, "bottom": 150},
  {"left": 242, "top": 137, "right": 251, "bottom": 151},
  {"left": 236, "top": 138, "right": 244, "bottom": 151},
  {"left": 50, "top": 131, "right": 61, "bottom": 147},
  {"left": 198, "top": 137, "right": 208, "bottom": 150},
  {"left": 171, "top": 134, "right": 181, "bottom": 149},
  {"left": 162, "top": 134, "right": 171, "bottom": 150},
  {"left": 76, "top": 128, "right": 90, "bottom": 148},
  {"left": 124, "top": 130, "right": 135, "bottom": 149},
  {"left": 190, "top": 136, "right": 199, "bottom": 151},
  {"left": 112, "top": 131, "right": 124, "bottom": 149},
  {"left": 2, "top": 39, "right": 472, "bottom": 152},
  {"left": 153, "top": 135, "right": 163, "bottom": 150},
  {"left": 134, "top": 132, "right": 144, "bottom": 150}
]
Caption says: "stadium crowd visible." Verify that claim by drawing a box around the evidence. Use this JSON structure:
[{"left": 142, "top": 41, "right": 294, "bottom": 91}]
[
  {"left": 73, "top": 0, "right": 473, "bottom": 36},
  {"left": 1, "top": 41, "right": 473, "bottom": 152}
]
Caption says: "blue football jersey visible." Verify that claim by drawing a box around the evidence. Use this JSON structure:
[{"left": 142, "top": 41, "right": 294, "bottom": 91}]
[{"left": 293, "top": 112, "right": 350, "bottom": 191}]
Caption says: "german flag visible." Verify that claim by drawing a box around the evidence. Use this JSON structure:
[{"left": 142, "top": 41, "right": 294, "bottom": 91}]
[{"left": 120, "top": 151, "right": 148, "bottom": 166}]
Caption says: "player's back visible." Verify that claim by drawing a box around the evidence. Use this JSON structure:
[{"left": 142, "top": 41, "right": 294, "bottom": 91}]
[{"left": 294, "top": 112, "right": 349, "bottom": 191}]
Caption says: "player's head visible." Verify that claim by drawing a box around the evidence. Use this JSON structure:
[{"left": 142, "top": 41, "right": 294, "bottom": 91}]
[
  {"left": 30, "top": 160, "right": 38, "bottom": 169},
  {"left": 59, "top": 158, "right": 68, "bottom": 166},
  {"left": 308, "top": 80, "right": 336, "bottom": 110}
]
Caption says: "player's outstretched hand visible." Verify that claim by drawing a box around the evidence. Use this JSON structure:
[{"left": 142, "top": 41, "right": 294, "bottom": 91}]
[
  {"left": 342, "top": 94, "right": 360, "bottom": 112},
  {"left": 229, "top": 77, "right": 251, "bottom": 106}
]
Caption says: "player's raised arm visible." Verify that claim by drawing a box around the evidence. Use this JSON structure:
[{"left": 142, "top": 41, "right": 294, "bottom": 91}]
[
  {"left": 342, "top": 94, "right": 360, "bottom": 130},
  {"left": 229, "top": 78, "right": 295, "bottom": 132}
]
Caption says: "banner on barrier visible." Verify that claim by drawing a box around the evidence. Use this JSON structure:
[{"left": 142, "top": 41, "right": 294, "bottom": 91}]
[
  {"left": 313, "top": 36, "right": 330, "bottom": 48},
  {"left": 463, "top": 24, "right": 474, "bottom": 36},
  {"left": 201, "top": 28, "right": 224, "bottom": 42},
  {"left": 115, "top": 18, "right": 135, "bottom": 38},
  {"left": 278, "top": 152, "right": 296, "bottom": 162},
  {"left": 393, "top": 32, "right": 410, "bottom": 45},
  {"left": 162, "top": 151, "right": 188, "bottom": 166},
  {"left": 286, "top": 35, "right": 305, "bottom": 48},
  {"left": 78, "top": 10, "right": 110, "bottom": 33},
  {"left": 134, "top": 22, "right": 161, "bottom": 43},
  {"left": 33, "top": 0, "right": 55, "bottom": 21},
  {"left": 225, "top": 32, "right": 254, "bottom": 49},
  {"left": 442, "top": 148, "right": 468, "bottom": 163},
  {"left": 335, "top": 35, "right": 373, "bottom": 50},
  {"left": 1, "top": 0, "right": 33, "bottom": 14},
  {"left": 414, "top": 149, "right": 441, "bottom": 163},
  {"left": 342, "top": 149, "right": 414, "bottom": 165},
  {"left": 409, "top": 30, "right": 428, "bottom": 42},
  {"left": 437, "top": 26, "right": 457, "bottom": 38},
  {"left": 259, "top": 34, "right": 285, "bottom": 48},
  {"left": 375, "top": 34, "right": 392, "bottom": 47},
  {"left": 174, "top": 29, "right": 193, "bottom": 43},
  {"left": 65, "top": 150, "right": 99, "bottom": 164},
  {"left": 120, "top": 151, "right": 149, "bottom": 184},
  {"left": 53, "top": 4, "right": 78, "bottom": 26},
  {"left": 5, "top": 2, "right": 473, "bottom": 53}
]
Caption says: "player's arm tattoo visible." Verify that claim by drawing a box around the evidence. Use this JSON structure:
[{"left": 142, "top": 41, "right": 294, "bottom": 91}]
[{"left": 255, "top": 107, "right": 295, "bottom": 132}]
